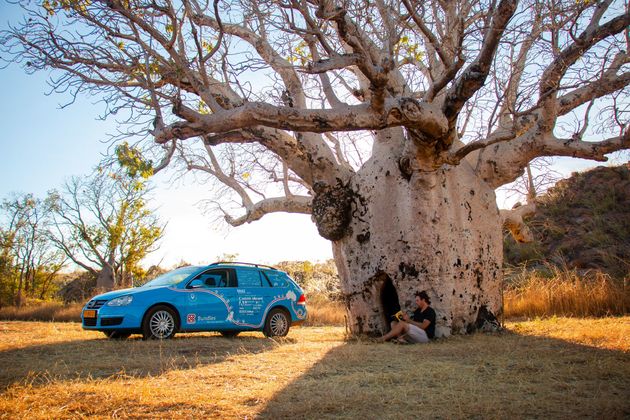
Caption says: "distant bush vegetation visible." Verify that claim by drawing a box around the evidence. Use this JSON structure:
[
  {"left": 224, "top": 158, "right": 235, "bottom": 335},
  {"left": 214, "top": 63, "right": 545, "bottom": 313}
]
[
  {"left": 276, "top": 260, "right": 341, "bottom": 300},
  {"left": 0, "top": 299, "right": 83, "bottom": 322},
  {"left": 504, "top": 164, "right": 630, "bottom": 280}
]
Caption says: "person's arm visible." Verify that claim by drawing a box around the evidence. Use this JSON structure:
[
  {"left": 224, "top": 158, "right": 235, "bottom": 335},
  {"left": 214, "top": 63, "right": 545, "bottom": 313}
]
[
  {"left": 414, "top": 319, "right": 431, "bottom": 331},
  {"left": 403, "top": 313, "right": 431, "bottom": 330}
]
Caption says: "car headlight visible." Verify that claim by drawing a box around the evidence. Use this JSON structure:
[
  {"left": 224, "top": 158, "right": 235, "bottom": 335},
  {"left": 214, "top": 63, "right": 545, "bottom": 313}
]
[{"left": 106, "top": 295, "right": 134, "bottom": 306}]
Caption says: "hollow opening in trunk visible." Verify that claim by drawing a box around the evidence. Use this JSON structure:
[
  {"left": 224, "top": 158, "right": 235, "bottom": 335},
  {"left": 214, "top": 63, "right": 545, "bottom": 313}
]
[{"left": 380, "top": 275, "right": 401, "bottom": 330}]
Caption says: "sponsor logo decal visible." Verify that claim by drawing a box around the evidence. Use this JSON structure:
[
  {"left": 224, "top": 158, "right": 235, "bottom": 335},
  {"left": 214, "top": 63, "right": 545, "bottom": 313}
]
[{"left": 187, "top": 313, "right": 196, "bottom": 324}]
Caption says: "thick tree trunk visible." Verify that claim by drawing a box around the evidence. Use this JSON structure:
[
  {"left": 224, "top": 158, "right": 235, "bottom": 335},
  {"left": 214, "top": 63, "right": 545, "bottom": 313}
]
[
  {"left": 15, "top": 269, "right": 25, "bottom": 307},
  {"left": 96, "top": 259, "right": 115, "bottom": 292},
  {"left": 329, "top": 135, "right": 503, "bottom": 337}
]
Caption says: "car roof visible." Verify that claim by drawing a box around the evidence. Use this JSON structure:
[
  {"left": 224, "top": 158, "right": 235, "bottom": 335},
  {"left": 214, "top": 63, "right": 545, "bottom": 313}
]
[{"left": 204, "top": 261, "right": 279, "bottom": 271}]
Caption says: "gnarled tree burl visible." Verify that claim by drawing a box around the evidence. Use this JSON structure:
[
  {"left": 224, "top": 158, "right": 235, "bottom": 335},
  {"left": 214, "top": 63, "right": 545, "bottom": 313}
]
[{"left": 3, "top": 0, "right": 629, "bottom": 335}]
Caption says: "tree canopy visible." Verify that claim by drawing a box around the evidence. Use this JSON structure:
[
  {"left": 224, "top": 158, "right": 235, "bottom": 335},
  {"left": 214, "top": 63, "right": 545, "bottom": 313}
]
[{"left": 2, "top": 0, "right": 627, "bottom": 228}]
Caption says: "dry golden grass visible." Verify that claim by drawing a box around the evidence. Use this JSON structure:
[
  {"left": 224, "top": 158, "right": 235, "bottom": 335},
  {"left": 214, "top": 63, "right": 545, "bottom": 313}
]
[
  {"left": 504, "top": 267, "right": 629, "bottom": 318},
  {"left": 303, "top": 293, "right": 345, "bottom": 326},
  {"left": 0, "top": 302, "right": 83, "bottom": 323},
  {"left": 0, "top": 318, "right": 628, "bottom": 419},
  {"left": 508, "top": 316, "right": 630, "bottom": 351}
]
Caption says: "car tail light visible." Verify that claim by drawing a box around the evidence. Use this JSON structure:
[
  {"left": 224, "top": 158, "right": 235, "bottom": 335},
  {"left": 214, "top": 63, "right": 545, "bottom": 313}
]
[{"left": 297, "top": 294, "right": 306, "bottom": 305}]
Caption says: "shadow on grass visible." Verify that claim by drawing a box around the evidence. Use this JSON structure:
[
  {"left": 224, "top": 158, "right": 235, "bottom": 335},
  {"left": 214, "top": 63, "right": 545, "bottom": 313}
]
[
  {"left": 0, "top": 332, "right": 288, "bottom": 391},
  {"left": 258, "top": 331, "right": 630, "bottom": 419}
]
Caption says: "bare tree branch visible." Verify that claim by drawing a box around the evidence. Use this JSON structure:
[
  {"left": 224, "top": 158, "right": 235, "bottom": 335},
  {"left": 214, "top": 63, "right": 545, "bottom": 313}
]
[
  {"left": 153, "top": 98, "right": 448, "bottom": 143},
  {"left": 501, "top": 202, "right": 536, "bottom": 243},
  {"left": 442, "top": 0, "right": 518, "bottom": 126},
  {"left": 224, "top": 196, "right": 312, "bottom": 226},
  {"left": 537, "top": 7, "right": 630, "bottom": 130},
  {"left": 557, "top": 52, "right": 630, "bottom": 116}
]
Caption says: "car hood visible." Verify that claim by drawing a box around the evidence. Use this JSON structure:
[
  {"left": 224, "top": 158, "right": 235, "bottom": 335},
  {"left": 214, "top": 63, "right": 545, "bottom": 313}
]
[{"left": 91, "top": 287, "right": 141, "bottom": 301}]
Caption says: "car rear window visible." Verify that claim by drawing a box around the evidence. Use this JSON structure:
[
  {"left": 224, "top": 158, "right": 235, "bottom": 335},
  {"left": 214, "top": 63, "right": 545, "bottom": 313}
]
[
  {"left": 237, "top": 269, "right": 265, "bottom": 287},
  {"left": 263, "top": 271, "right": 288, "bottom": 287}
]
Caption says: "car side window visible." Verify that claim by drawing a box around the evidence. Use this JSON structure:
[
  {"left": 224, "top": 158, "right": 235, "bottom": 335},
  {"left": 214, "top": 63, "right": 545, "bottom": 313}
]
[
  {"left": 263, "top": 271, "right": 288, "bottom": 287},
  {"left": 193, "top": 269, "right": 230, "bottom": 288},
  {"left": 236, "top": 269, "right": 266, "bottom": 287}
]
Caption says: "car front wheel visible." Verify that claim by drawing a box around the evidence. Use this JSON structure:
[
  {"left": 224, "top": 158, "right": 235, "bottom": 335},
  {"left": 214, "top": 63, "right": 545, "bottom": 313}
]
[
  {"left": 263, "top": 308, "right": 290, "bottom": 337},
  {"left": 143, "top": 305, "right": 178, "bottom": 340}
]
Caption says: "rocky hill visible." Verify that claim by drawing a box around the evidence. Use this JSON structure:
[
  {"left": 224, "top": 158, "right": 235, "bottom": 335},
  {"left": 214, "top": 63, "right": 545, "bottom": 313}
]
[{"left": 504, "top": 164, "right": 630, "bottom": 278}]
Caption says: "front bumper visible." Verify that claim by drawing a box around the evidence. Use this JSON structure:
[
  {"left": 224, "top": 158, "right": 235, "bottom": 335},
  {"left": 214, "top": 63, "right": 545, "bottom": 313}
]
[{"left": 81, "top": 305, "right": 142, "bottom": 331}]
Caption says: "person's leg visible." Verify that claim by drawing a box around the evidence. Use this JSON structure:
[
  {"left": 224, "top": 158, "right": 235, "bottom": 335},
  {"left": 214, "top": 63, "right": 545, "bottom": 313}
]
[
  {"left": 404, "top": 324, "right": 429, "bottom": 343},
  {"left": 378, "top": 321, "right": 410, "bottom": 342}
]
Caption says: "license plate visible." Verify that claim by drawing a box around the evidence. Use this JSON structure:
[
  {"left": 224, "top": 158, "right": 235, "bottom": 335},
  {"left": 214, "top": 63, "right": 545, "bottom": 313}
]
[{"left": 83, "top": 310, "right": 97, "bottom": 318}]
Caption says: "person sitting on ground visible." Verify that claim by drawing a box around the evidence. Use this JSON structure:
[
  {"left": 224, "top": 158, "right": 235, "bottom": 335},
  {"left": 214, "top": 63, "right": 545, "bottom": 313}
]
[{"left": 378, "top": 290, "right": 436, "bottom": 343}]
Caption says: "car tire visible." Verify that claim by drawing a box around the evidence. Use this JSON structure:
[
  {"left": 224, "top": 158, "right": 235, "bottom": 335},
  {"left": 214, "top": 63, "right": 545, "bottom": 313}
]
[
  {"left": 103, "top": 331, "right": 131, "bottom": 340},
  {"left": 263, "top": 308, "right": 291, "bottom": 337},
  {"left": 220, "top": 331, "right": 240, "bottom": 338},
  {"left": 142, "top": 305, "right": 178, "bottom": 340}
]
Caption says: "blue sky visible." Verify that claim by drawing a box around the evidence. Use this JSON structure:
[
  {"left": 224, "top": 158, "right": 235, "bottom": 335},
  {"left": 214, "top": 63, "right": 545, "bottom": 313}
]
[
  {"left": 0, "top": 2, "right": 623, "bottom": 268},
  {"left": 0, "top": 49, "right": 332, "bottom": 267},
  {"left": 0, "top": 60, "right": 333, "bottom": 266},
  {"left": 0, "top": 0, "right": 332, "bottom": 267}
]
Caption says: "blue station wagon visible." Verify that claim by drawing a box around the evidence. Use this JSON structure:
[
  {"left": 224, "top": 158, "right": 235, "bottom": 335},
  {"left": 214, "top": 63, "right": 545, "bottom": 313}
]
[{"left": 81, "top": 262, "right": 307, "bottom": 340}]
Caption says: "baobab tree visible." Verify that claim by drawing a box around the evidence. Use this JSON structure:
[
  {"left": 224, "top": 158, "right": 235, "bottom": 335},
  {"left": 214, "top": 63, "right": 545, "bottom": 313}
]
[{"left": 2, "top": 0, "right": 628, "bottom": 335}]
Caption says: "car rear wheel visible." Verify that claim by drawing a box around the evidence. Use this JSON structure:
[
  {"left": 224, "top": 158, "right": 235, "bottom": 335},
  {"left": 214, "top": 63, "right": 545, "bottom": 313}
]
[
  {"left": 220, "top": 331, "right": 240, "bottom": 338},
  {"left": 143, "top": 305, "right": 178, "bottom": 340},
  {"left": 263, "top": 308, "right": 290, "bottom": 337},
  {"left": 103, "top": 331, "right": 131, "bottom": 340}
]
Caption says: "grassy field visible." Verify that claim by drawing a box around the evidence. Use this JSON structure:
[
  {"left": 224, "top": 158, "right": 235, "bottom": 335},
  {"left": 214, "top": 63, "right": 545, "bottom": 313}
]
[
  {"left": 503, "top": 267, "right": 628, "bottom": 318},
  {"left": 0, "top": 318, "right": 628, "bottom": 419}
]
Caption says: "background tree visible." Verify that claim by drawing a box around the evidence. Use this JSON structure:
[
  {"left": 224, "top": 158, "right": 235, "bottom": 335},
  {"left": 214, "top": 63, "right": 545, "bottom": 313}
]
[
  {"left": 0, "top": 194, "right": 65, "bottom": 307},
  {"left": 2, "top": 0, "right": 628, "bottom": 335},
  {"left": 47, "top": 165, "right": 163, "bottom": 291}
]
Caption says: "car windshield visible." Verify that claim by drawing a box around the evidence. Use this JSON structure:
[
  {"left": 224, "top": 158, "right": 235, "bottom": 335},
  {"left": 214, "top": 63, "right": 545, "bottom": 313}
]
[{"left": 141, "top": 266, "right": 201, "bottom": 288}]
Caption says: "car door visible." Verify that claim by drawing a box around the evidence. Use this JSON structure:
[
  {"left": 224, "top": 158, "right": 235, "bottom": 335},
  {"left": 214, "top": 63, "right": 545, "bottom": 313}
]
[
  {"left": 180, "top": 268, "right": 237, "bottom": 331},
  {"left": 233, "top": 267, "right": 275, "bottom": 329}
]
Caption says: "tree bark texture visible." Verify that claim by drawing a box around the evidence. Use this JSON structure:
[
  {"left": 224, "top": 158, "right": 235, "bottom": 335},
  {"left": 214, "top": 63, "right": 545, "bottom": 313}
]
[{"left": 328, "top": 132, "right": 502, "bottom": 336}]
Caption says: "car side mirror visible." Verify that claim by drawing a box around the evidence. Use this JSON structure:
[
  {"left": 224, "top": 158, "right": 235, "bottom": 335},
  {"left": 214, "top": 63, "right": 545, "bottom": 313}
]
[{"left": 189, "top": 279, "right": 204, "bottom": 289}]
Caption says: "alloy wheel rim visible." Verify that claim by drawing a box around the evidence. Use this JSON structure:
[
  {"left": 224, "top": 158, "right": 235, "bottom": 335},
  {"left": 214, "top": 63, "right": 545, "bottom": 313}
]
[
  {"left": 270, "top": 313, "right": 287, "bottom": 336},
  {"left": 150, "top": 310, "right": 174, "bottom": 338}
]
